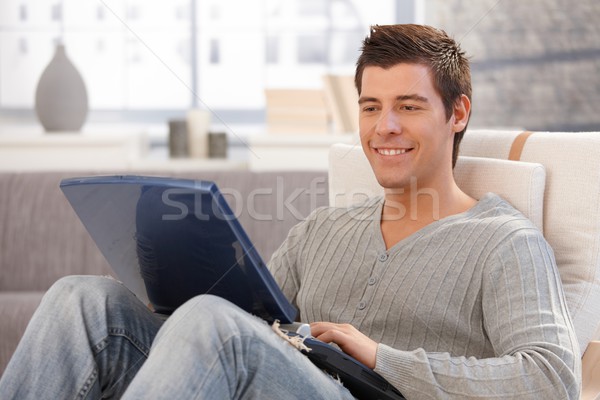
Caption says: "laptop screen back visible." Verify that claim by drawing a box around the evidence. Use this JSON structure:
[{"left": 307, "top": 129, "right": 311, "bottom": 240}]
[{"left": 60, "top": 175, "right": 297, "bottom": 323}]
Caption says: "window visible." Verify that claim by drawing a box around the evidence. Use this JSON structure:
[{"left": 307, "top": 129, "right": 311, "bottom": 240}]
[{"left": 0, "top": 0, "right": 418, "bottom": 123}]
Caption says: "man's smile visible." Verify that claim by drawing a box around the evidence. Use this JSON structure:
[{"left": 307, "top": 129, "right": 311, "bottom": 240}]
[{"left": 372, "top": 146, "right": 414, "bottom": 156}]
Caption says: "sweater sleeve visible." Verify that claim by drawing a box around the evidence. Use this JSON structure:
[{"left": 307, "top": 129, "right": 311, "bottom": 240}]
[{"left": 374, "top": 228, "right": 581, "bottom": 399}]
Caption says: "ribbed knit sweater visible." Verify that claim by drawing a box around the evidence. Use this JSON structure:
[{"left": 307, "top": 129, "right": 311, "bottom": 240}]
[{"left": 268, "top": 193, "right": 580, "bottom": 399}]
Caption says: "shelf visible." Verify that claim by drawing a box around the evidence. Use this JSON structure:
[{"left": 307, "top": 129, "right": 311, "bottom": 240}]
[{"left": 0, "top": 131, "right": 247, "bottom": 172}]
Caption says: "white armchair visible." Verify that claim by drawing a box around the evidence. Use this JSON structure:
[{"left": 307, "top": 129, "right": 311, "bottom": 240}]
[{"left": 328, "top": 129, "right": 600, "bottom": 400}]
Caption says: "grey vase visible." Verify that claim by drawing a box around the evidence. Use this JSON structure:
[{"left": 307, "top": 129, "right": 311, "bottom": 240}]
[{"left": 35, "top": 43, "right": 88, "bottom": 132}]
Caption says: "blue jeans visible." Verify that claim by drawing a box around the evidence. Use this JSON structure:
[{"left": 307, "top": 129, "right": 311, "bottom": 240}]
[{"left": 0, "top": 276, "right": 353, "bottom": 399}]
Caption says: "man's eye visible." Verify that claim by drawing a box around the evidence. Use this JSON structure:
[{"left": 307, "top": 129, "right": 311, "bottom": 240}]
[
  {"left": 362, "top": 106, "right": 377, "bottom": 112},
  {"left": 401, "top": 105, "right": 417, "bottom": 111}
]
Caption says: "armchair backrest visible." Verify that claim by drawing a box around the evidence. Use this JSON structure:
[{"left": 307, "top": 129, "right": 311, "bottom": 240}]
[{"left": 328, "top": 129, "right": 600, "bottom": 354}]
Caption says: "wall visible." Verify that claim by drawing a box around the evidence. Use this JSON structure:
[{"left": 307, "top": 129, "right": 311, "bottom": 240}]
[{"left": 426, "top": 0, "right": 600, "bottom": 131}]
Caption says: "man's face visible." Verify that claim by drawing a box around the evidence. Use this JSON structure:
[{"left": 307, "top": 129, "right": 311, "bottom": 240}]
[{"left": 358, "top": 63, "right": 456, "bottom": 192}]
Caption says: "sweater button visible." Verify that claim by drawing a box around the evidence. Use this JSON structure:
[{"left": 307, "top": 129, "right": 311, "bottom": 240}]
[
  {"left": 368, "top": 277, "right": 377, "bottom": 285},
  {"left": 358, "top": 301, "right": 367, "bottom": 310},
  {"left": 378, "top": 253, "right": 388, "bottom": 262}
]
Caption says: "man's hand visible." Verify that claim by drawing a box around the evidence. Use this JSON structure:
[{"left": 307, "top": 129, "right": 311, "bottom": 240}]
[{"left": 309, "top": 322, "right": 378, "bottom": 369}]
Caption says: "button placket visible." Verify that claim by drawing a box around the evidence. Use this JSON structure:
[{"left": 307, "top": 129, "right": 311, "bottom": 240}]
[{"left": 358, "top": 252, "right": 387, "bottom": 311}]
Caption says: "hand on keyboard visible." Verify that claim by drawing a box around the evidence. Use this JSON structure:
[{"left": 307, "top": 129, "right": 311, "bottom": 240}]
[{"left": 309, "top": 322, "right": 378, "bottom": 369}]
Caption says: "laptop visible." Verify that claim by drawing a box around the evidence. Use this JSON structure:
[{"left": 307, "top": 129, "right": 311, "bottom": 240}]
[{"left": 60, "top": 175, "right": 405, "bottom": 400}]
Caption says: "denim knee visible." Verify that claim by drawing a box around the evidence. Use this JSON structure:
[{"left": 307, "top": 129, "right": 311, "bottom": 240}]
[
  {"left": 170, "top": 294, "right": 242, "bottom": 324},
  {"left": 43, "top": 275, "right": 132, "bottom": 311},
  {"left": 157, "top": 294, "right": 266, "bottom": 342},
  {"left": 49, "top": 274, "right": 123, "bottom": 295}
]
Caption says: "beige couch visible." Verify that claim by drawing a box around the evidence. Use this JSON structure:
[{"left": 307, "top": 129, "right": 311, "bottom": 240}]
[{"left": 0, "top": 169, "right": 329, "bottom": 376}]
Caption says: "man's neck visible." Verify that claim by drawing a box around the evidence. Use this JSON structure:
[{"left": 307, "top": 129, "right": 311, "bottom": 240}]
[{"left": 380, "top": 181, "right": 476, "bottom": 250}]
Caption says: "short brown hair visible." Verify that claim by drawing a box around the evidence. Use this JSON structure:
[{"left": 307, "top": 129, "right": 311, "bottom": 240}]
[{"left": 355, "top": 24, "right": 471, "bottom": 168}]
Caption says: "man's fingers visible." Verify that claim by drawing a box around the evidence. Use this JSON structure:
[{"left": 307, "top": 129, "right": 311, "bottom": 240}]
[
  {"left": 309, "top": 321, "right": 352, "bottom": 337},
  {"left": 314, "top": 328, "right": 346, "bottom": 344}
]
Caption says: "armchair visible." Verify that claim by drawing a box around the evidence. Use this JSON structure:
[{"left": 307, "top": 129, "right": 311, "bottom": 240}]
[{"left": 328, "top": 129, "right": 600, "bottom": 399}]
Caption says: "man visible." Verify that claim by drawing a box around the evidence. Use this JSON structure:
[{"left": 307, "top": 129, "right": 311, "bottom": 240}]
[{"left": 0, "top": 24, "right": 580, "bottom": 399}]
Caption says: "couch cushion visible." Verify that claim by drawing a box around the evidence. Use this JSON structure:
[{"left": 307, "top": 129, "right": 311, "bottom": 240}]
[
  {"left": 0, "top": 172, "right": 113, "bottom": 291},
  {"left": 0, "top": 291, "right": 44, "bottom": 377},
  {"left": 461, "top": 130, "right": 600, "bottom": 352},
  {"left": 328, "top": 144, "right": 381, "bottom": 207}
]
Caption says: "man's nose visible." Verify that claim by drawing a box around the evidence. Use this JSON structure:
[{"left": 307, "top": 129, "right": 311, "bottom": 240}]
[{"left": 375, "top": 109, "right": 401, "bottom": 135}]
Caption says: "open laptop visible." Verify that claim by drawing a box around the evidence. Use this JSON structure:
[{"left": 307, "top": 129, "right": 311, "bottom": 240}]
[{"left": 60, "top": 175, "right": 405, "bottom": 400}]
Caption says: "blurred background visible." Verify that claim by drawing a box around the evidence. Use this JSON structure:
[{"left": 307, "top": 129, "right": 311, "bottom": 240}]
[
  {"left": 0, "top": 0, "right": 598, "bottom": 169},
  {"left": 3, "top": 0, "right": 600, "bottom": 383}
]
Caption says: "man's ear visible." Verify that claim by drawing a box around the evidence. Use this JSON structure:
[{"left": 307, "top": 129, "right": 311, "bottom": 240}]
[{"left": 451, "top": 94, "right": 471, "bottom": 133}]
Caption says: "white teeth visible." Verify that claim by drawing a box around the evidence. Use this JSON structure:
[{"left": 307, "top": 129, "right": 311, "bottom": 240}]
[{"left": 377, "top": 148, "right": 407, "bottom": 156}]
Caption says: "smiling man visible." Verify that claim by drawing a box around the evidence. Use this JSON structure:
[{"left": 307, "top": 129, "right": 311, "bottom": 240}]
[
  {"left": 0, "top": 24, "right": 580, "bottom": 400},
  {"left": 272, "top": 24, "right": 580, "bottom": 399}
]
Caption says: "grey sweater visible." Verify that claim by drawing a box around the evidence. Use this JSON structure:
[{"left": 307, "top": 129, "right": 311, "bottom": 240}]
[{"left": 268, "top": 193, "right": 580, "bottom": 399}]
